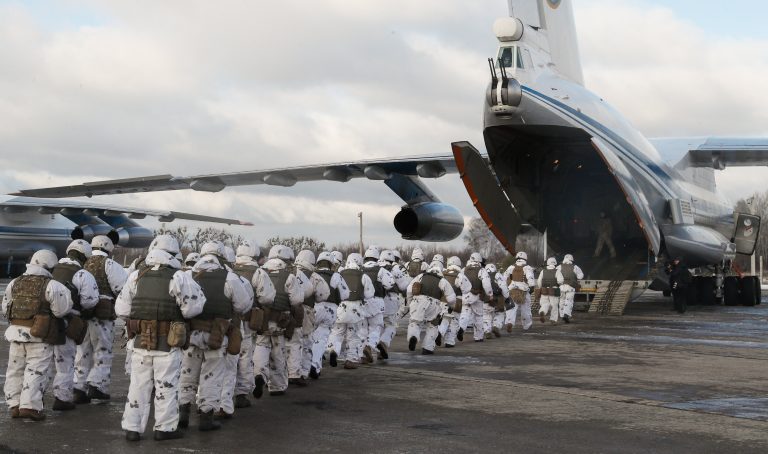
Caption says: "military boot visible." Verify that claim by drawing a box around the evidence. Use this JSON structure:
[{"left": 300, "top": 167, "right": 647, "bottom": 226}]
[
  {"left": 178, "top": 403, "right": 191, "bottom": 428},
  {"left": 505, "top": 323, "right": 513, "bottom": 333},
  {"left": 253, "top": 375, "right": 266, "bottom": 399},
  {"left": 435, "top": 333, "right": 442, "bottom": 346},
  {"left": 9, "top": 406, "right": 20, "bottom": 418},
  {"left": 154, "top": 429, "right": 183, "bottom": 441},
  {"left": 18, "top": 408, "right": 46, "bottom": 421},
  {"left": 492, "top": 327, "right": 501, "bottom": 338},
  {"left": 563, "top": 314, "right": 570, "bottom": 324},
  {"left": 198, "top": 411, "right": 222, "bottom": 431},
  {"left": 329, "top": 350, "right": 338, "bottom": 368},
  {"left": 362, "top": 345, "right": 374, "bottom": 364},
  {"left": 309, "top": 366, "right": 320, "bottom": 380},
  {"left": 53, "top": 398, "right": 75, "bottom": 411},
  {"left": 343, "top": 360, "right": 358, "bottom": 370},
  {"left": 457, "top": 328, "right": 464, "bottom": 342},
  {"left": 234, "top": 394, "right": 251, "bottom": 408},
  {"left": 125, "top": 431, "right": 140, "bottom": 442},
  {"left": 421, "top": 348, "right": 434, "bottom": 355},
  {"left": 73, "top": 388, "right": 91, "bottom": 404},
  {"left": 408, "top": 336, "right": 418, "bottom": 351},
  {"left": 87, "top": 385, "right": 110, "bottom": 400},
  {"left": 376, "top": 342, "right": 389, "bottom": 360}
]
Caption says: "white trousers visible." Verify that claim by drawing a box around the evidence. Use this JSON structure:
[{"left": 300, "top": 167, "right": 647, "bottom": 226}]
[
  {"left": 438, "top": 314, "right": 460, "bottom": 346},
  {"left": 483, "top": 304, "right": 505, "bottom": 333},
  {"left": 506, "top": 295, "right": 533, "bottom": 330},
  {"left": 220, "top": 321, "right": 254, "bottom": 408},
  {"left": 52, "top": 337, "right": 76, "bottom": 402},
  {"left": 121, "top": 348, "right": 182, "bottom": 433},
  {"left": 327, "top": 322, "right": 362, "bottom": 363},
  {"left": 179, "top": 345, "right": 226, "bottom": 413},
  {"left": 287, "top": 305, "right": 315, "bottom": 379},
  {"left": 407, "top": 320, "right": 439, "bottom": 352},
  {"left": 4, "top": 342, "right": 52, "bottom": 411},
  {"left": 253, "top": 330, "right": 287, "bottom": 392},
  {"left": 311, "top": 302, "right": 337, "bottom": 372},
  {"left": 459, "top": 300, "right": 485, "bottom": 340},
  {"left": 74, "top": 319, "right": 115, "bottom": 394},
  {"left": 539, "top": 295, "right": 560, "bottom": 322},
  {"left": 124, "top": 337, "right": 135, "bottom": 376},
  {"left": 560, "top": 290, "right": 576, "bottom": 318}
]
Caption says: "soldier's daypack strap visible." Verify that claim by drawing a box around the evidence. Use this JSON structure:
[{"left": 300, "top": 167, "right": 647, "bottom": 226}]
[
  {"left": 418, "top": 273, "right": 443, "bottom": 300},
  {"left": 9, "top": 275, "right": 51, "bottom": 321},
  {"left": 51, "top": 263, "right": 82, "bottom": 310},
  {"left": 541, "top": 268, "right": 558, "bottom": 288},
  {"left": 85, "top": 255, "right": 115, "bottom": 298},
  {"left": 193, "top": 267, "right": 233, "bottom": 320},
  {"left": 407, "top": 260, "right": 422, "bottom": 278},
  {"left": 363, "top": 265, "right": 385, "bottom": 298},
  {"left": 130, "top": 266, "right": 183, "bottom": 322},
  {"left": 316, "top": 269, "right": 340, "bottom": 304},
  {"left": 233, "top": 263, "right": 258, "bottom": 283},
  {"left": 341, "top": 268, "right": 364, "bottom": 301},
  {"left": 268, "top": 267, "right": 292, "bottom": 312},
  {"left": 560, "top": 263, "right": 578, "bottom": 287}
]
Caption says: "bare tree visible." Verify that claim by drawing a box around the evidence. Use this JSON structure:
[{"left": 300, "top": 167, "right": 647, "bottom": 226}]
[
  {"left": 266, "top": 236, "right": 327, "bottom": 254},
  {"left": 463, "top": 217, "right": 507, "bottom": 262}
]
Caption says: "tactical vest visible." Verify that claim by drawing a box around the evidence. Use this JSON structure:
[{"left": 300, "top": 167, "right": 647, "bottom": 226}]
[
  {"left": 341, "top": 268, "right": 364, "bottom": 301},
  {"left": 130, "top": 266, "right": 183, "bottom": 321},
  {"left": 9, "top": 275, "right": 51, "bottom": 321},
  {"left": 363, "top": 265, "right": 385, "bottom": 298},
  {"left": 560, "top": 263, "right": 578, "bottom": 287},
  {"left": 489, "top": 271, "right": 503, "bottom": 296},
  {"left": 443, "top": 268, "right": 461, "bottom": 294},
  {"left": 465, "top": 265, "right": 483, "bottom": 293},
  {"left": 419, "top": 273, "right": 443, "bottom": 300},
  {"left": 268, "top": 267, "right": 292, "bottom": 312},
  {"left": 193, "top": 268, "right": 233, "bottom": 320},
  {"left": 84, "top": 255, "right": 115, "bottom": 298},
  {"left": 233, "top": 263, "right": 258, "bottom": 283},
  {"left": 541, "top": 268, "right": 558, "bottom": 288},
  {"left": 407, "top": 260, "right": 423, "bottom": 278},
  {"left": 51, "top": 262, "right": 82, "bottom": 310},
  {"left": 298, "top": 269, "right": 316, "bottom": 308},
  {"left": 510, "top": 266, "right": 525, "bottom": 283},
  {"left": 316, "top": 269, "right": 340, "bottom": 304}
]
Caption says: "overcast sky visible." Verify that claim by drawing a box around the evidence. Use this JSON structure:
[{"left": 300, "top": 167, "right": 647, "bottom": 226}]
[{"left": 1, "top": 0, "right": 767, "bottom": 249}]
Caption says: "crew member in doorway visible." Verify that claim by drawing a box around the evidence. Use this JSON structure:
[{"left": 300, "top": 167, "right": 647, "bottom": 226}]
[{"left": 593, "top": 212, "right": 616, "bottom": 258}]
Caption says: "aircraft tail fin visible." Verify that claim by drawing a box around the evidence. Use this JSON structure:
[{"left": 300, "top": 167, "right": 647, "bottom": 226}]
[{"left": 508, "top": 0, "right": 584, "bottom": 85}]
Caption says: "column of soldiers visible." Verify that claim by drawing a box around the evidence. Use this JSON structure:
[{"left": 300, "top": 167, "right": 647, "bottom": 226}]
[{"left": 2, "top": 236, "right": 584, "bottom": 441}]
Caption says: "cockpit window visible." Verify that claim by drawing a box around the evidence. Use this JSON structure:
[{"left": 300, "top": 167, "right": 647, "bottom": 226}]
[{"left": 498, "top": 46, "right": 525, "bottom": 69}]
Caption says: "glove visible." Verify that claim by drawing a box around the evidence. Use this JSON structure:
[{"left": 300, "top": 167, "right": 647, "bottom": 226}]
[
  {"left": 528, "top": 288, "right": 534, "bottom": 295},
  {"left": 447, "top": 306, "right": 453, "bottom": 314}
]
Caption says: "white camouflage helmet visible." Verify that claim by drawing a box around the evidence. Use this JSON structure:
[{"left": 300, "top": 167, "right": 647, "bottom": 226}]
[
  {"left": 184, "top": 252, "right": 200, "bottom": 265},
  {"left": 237, "top": 239, "right": 259, "bottom": 258},
  {"left": 380, "top": 250, "right": 396, "bottom": 263},
  {"left": 30, "top": 249, "right": 58, "bottom": 270},
  {"left": 317, "top": 251, "right": 337, "bottom": 268},
  {"left": 469, "top": 252, "right": 483, "bottom": 263},
  {"left": 151, "top": 234, "right": 180, "bottom": 255},
  {"left": 268, "top": 245, "right": 295, "bottom": 262},
  {"left": 331, "top": 251, "right": 343, "bottom": 264},
  {"left": 515, "top": 251, "right": 528, "bottom": 261},
  {"left": 200, "top": 241, "right": 224, "bottom": 257},
  {"left": 223, "top": 246, "right": 236, "bottom": 264},
  {"left": 547, "top": 257, "right": 558, "bottom": 267},
  {"left": 485, "top": 263, "right": 497, "bottom": 273},
  {"left": 364, "top": 245, "right": 381, "bottom": 261},
  {"left": 447, "top": 256, "right": 462, "bottom": 268},
  {"left": 66, "top": 239, "right": 92, "bottom": 258},
  {"left": 392, "top": 250, "right": 402, "bottom": 262},
  {"left": 346, "top": 252, "right": 363, "bottom": 268},
  {"left": 296, "top": 250, "right": 316, "bottom": 271},
  {"left": 431, "top": 254, "right": 445, "bottom": 266},
  {"left": 411, "top": 247, "right": 425, "bottom": 261},
  {"left": 91, "top": 235, "right": 115, "bottom": 253},
  {"left": 563, "top": 254, "right": 574, "bottom": 264}
]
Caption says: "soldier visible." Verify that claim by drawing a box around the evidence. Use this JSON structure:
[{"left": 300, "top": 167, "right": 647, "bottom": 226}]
[
  {"left": 438, "top": 256, "right": 463, "bottom": 348},
  {"left": 406, "top": 261, "right": 456, "bottom": 354},
  {"left": 228, "top": 240, "right": 275, "bottom": 409},
  {"left": 538, "top": 257, "right": 563, "bottom": 324},
  {"left": 288, "top": 250, "right": 330, "bottom": 386},
  {"left": 377, "top": 250, "right": 409, "bottom": 359},
  {"left": 504, "top": 251, "right": 536, "bottom": 332},
  {"left": 594, "top": 211, "right": 617, "bottom": 258},
  {"left": 49, "top": 240, "right": 99, "bottom": 411},
  {"left": 117, "top": 237, "right": 206, "bottom": 441},
  {"left": 309, "top": 252, "right": 349, "bottom": 378},
  {"left": 405, "top": 247, "right": 428, "bottom": 278},
  {"left": 359, "top": 246, "right": 394, "bottom": 364},
  {"left": 252, "top": 245, "right": 303, "bottom": 397},
  {"left": 179, "top": 241, "right": 252, "bottom": 431},
  {"left": 456, "top": 253, "right": 493, "bottom": 342},
  {"left": 331, "top": 251, "right": 344, "bottom": 272},
  {"left": 483, "top": 263, "right": 510, "bottom": 339},
  {"left": 3, "top": 250, "right": 72, "bottom": 421},
  {"left": 183, "top": 253, "right": 200, "bottom": 271},
  {"left": 74, "top": 235, "right": 127, "bottom": 403},
  {"left": 557, "top": 254, "right": 584, "bottom": 323},
  {"left": 327, "top": 253, "right": 374, "bottom": 370},
  {"left": 667, "top": 258, "right": 691, "bottom": 314}
]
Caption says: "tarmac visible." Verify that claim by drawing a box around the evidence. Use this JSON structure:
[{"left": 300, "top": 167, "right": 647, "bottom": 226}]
[{"left": 0, "top": 291, "right": 766, "bottom": 453}]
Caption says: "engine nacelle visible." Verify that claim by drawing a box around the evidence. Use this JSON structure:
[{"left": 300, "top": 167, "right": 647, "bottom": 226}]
[
  {"left": 71, "top": 224, "right": 114, "bottom": 242},
  {"left": 114, "top": 226, "right": 154, "bottom": 249},
  {"left": 393, "top": 203, "right": 464, "bottom": 242}
]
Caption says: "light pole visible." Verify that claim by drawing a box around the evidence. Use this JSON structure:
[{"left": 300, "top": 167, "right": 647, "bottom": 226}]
[
  {"left": 747, "top": 197, "right": 756, "bottom": 275},
  {"left": 357, "top": 212, "right": 363, "bottom": 256}
]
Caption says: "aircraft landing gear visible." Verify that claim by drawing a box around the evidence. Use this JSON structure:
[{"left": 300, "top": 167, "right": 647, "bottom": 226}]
[{"left": 723, "top": 276, "right": 740, "bottom": 306}]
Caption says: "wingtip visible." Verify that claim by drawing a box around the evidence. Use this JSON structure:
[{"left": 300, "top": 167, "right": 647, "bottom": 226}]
[{"left": 241, "top": 221, "right": 255, "bottom": 226}]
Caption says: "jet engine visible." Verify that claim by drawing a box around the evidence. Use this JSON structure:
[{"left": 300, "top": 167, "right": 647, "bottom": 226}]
[
  {"left": 112, "top": 226, "right": 154, "bottom": 248},
  {"left": 393, "top": 203, "right": 464, "bottom": 242}
]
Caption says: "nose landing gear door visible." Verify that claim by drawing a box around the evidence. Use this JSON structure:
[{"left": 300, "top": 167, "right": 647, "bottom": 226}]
[{"left": 733, "top": 213, "right": 761, "bottom": 255}]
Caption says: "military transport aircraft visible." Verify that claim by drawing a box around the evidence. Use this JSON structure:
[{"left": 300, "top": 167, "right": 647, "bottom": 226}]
[
  {"left": 13, "top": 0, "right": 768, "bottom": 303},
  {"left": 0, "top": 194, "right": 250, "bottom": 277}
]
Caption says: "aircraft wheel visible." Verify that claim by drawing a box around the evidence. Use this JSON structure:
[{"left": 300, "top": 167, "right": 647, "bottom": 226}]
[
  {"left": 739, "top": 277, "right": 757, "bottom": 306},
  {"left": 753, "top": 276, "right": 762, "bottom": 305},
  {"left": 686, "top": 279, "right": 699, "bottom": 306},
  {"left": 662, "top": 290, "right": 671, "bottom": 297},
  {"left": 696, "top": 277, "right": 715, "bottom": 306},
  {"left": 723, "top": 276, "right": 740, "bottom": 306}
]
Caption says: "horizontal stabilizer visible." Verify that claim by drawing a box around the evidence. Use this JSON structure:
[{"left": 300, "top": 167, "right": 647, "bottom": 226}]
[{"left": 685, "top": 138, "right": 768, "bottom": 169}]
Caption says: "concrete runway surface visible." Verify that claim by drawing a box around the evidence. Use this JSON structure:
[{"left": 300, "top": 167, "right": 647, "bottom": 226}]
[{"left": 0, "top": 292, "right": 766, "bottom": 453}]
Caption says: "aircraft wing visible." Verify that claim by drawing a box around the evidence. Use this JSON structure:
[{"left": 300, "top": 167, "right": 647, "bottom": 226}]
[
  {"left": 1, "top": 197, "right": 253, "bottom": 226},
  {"left": 12, "top": 155, "right": 460, "bottom": 199},
  {"left": 668, "top": 138, "right": 768, "bottom": 169}
]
